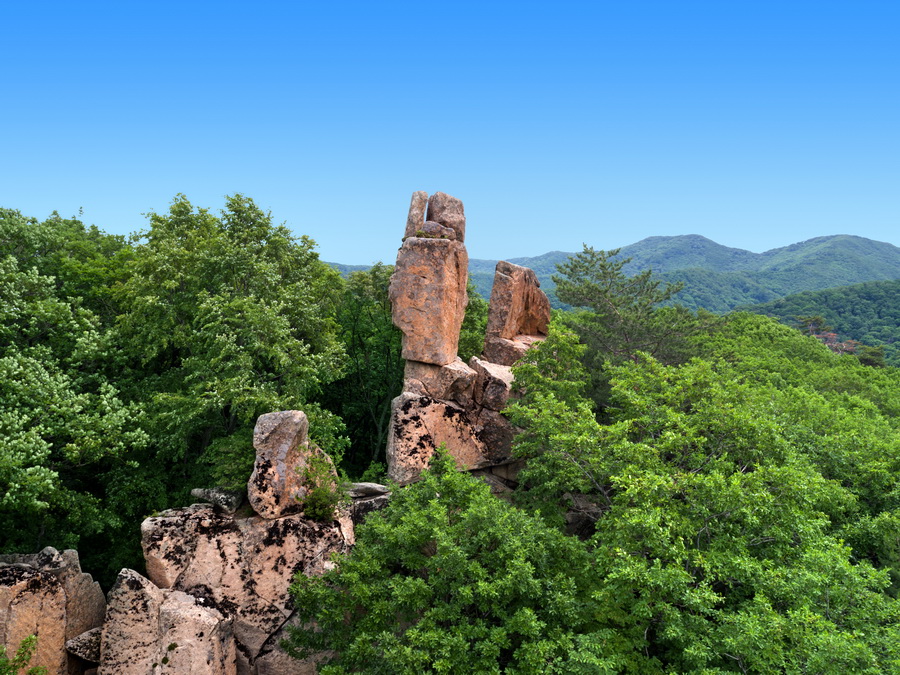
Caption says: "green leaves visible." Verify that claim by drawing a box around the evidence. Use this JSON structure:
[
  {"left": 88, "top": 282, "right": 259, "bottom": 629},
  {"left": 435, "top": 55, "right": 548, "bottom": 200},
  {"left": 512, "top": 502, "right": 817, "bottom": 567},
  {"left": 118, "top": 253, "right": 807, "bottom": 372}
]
[
  {"left": 115, "top": 194, "right": 348, "bottom": 487},
  {"left": 286, "top": 449, "right": 607, "bottom": 673},
  {"left": 506, "top": 314, "right": 900, "bottom": 671}
]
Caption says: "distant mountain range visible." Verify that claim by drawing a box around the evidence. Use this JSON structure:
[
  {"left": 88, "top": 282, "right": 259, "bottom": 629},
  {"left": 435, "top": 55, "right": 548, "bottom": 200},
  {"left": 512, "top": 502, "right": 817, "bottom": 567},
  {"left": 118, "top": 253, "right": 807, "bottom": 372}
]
[{"left": 329, "top": 234, "right": 900, "bottom": 313}]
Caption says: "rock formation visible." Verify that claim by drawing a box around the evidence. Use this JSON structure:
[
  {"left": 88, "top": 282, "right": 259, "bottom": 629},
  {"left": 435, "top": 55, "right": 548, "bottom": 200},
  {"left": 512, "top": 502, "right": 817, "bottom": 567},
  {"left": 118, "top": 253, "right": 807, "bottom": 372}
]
[
  {"left": 0, "top": 547, "right": 106, "bottom": 674},
  {"left": 386, "top": 191, "right": 550, "bottom": 485},
  {"left": 99, "top": 568, "right": 237, "bottom": 674},
  {"left": 248, "top": 410, "right": 337, "bottom": 519},
  {"left": 483, "top": 261, "right": 552, "bottom": 365}
]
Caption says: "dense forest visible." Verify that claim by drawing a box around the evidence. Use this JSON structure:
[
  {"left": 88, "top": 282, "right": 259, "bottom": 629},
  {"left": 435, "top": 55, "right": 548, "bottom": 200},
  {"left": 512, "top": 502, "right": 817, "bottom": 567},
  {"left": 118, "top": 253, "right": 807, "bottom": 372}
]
[
  {"left": 741, "top": 279, "right": 900, "bottom": 367},
  {"left": 466, "top": 234, "right": 900, "bottom": 313},
  {"left": 3, "top": 198, "right": 900, "bottom": 672}
]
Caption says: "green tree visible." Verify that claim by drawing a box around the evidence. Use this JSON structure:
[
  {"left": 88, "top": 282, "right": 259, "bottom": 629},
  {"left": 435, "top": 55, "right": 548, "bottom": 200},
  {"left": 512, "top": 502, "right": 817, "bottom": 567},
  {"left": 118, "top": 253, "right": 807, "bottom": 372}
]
[
  {"left": 0, "top": 255, "right": 146, "bottom": 567},
  {"left": 510, "top": 353, "right": 900, "bottom": 671},
  {"left": 458, "top": 280, "right": 489, "bottom": 363},
  {"left": 0, "top": 635, "right": 47, "bottom": 675},
  {"left": 285, "top": 449, "right": 613, "bottom": 673},
  {"left": 114, "top": 194, "right": 348, "bottom": 492},
  {"left": 324, "top": 263, "right": 404, "bottom": 475}
]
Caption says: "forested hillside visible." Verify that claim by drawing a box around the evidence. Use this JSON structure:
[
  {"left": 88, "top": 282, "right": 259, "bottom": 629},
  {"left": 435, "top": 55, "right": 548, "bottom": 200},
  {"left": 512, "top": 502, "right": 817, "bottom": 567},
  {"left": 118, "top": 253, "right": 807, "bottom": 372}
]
[
  {"left": 4, "top": 203, "right": 900, "bottom": 672},
  {"left": 466, "top": 234, "right": 900, "bottom": 311},
  {"left": 742, "top": 279, "right": 900, "bottom": 366}
]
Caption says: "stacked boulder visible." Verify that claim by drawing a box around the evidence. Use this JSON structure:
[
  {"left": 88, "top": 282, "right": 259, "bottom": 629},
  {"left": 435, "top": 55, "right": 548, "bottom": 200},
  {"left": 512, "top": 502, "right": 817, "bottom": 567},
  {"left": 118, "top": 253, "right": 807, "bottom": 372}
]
[
  {"left": 387, "top": 191, "right": 551, "bottom": 487},
  {"left": 0, "top": 547, "right": 106, "bottom": 674},
  {"left": 97, "top": 411, "right": 354, "bottom": 675}
]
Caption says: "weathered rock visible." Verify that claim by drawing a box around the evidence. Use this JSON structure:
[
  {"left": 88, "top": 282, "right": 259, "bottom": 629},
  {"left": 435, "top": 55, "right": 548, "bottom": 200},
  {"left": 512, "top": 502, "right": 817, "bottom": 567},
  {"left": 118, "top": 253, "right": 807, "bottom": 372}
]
[
  {"left": 386, "top": 393, "right": 514, "bottom": 484},
  {"left": 483, "top": 333, "right": 545, "bottom": 367},
  {"left": 141, "top": 503, "right": 353, "bottom": 668},
  {"left": 469, "top": 356, "right": 514, "bottom": 411},
  {"left": 426, "top": 191, "right": 466, "bottom": 242},
  {"left": 66, "top": 626, "right": 102, "bottom": 663},
  {"left": 404, "top": 357, "right": 476, "bottom": 404},
  {"left": 389, "top": 237, "right": 468, "bottom": 366},
  {"left": 482, "top": 261, "right": 551, "bottom": 365},
  {"left": 97, "top": 569, "right": 163, "bottom": 674},
  {"left": 255, "top": 619, "right": 322, "bottom": 675},
  {"left": 248, "top": 410, "right": 338, "bottom": 520},
  {"left": 0, "top": 547, "right": 106, "bottom": 674},
  {"left": 420, "top": 220, "right": 456, "bottom": 240},
  {"left": 349, "top": 494, "right": 391, "bottom": 525},
  {"left": 99, "top": 569, "right": 236, "bottom": 675},
  {"left": 403, "top": 190, "right": 429, "bottom": 239},
  {"left": 346, "top": 482, "right": 390, "bottom": 498},
  {"left": 0, "top": 564, "right": 67, "bottom": 674},
  {"left": 191, "top": 487, "right": 245, "bottom": 513},
  {"left": 485, "top": 261, "right": 551, "bottom": 339}
]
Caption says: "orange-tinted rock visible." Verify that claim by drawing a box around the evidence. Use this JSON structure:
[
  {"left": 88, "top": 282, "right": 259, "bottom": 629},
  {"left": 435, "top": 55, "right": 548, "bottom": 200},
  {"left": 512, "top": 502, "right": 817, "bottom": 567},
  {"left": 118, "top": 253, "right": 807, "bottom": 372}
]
[
  {"left": 389, "top": 238, "right": 468, "bottom": 366},
  {"left": 98, "top": 569, "right": 236, "bottom": 675},
  {"left": 404, "top": 358, "right": 476, "bottom": 404},
  {"left": 141, "top": 503, "right": 352, "bottom": 669},
  {"left": 483, "top": 261, "right": 550, "bottom": 365},
  {"left": 386, "top": 393, "right": 514, "bottom": 485},
  {"left": 404, "top": 190, "right": 429, "bottom": 239},
  {"left": 0, "top": 565, "right": 67, "bottom": 675},
  {"left": 469, "top": 356, "right": 514, "bottom": 411},
  {"left": 426, "top": 191, "right": 466, "bottom": 242},
  {"left": 0, "top": 547, "right": 106, "bottom": 674},
  {"left": 248, "top": 411, "right": 338, "bottom": 520}
]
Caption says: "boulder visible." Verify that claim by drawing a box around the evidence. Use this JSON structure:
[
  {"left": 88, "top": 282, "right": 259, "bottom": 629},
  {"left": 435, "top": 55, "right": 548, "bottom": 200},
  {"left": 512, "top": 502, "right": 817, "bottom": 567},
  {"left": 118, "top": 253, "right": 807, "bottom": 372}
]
[
  {"left": 469, "top": 356, "right": 514, "bottom": 411},
  {"left": 141, "top": 503, "right": 353, "bottom": 669},
  {"left": 191, "top": 487, "right": 245, "bottom": 513},
  {"left": 483, "top": 334, "right": 545, "bottom": 367},
  {"left": 66, "top": 626, "right": 102, "bottom": 664},
  {"left": 485, "top": 261, "right": 551, "bottom": 340},
  {"left": 389, "top": 238, "right": 468, "bottom": 366},
  {"left": 346, "top": 482, "right": 390, "bottom": 499},
  {"left": 425, "top": 191, "right": 466, "bottom": 242},
  {"left": 98, "top": 569, "right": 236, "bottom": 675},
  {"left": 386, "top": 393, "right": 514, "bottom": 485},
  {"left": 403, "top": 190, "right": 429, "bottom": 239},
  {"left": 248, "top": 411, "right": 338, "bottom": 520},
  {"left": 404, "top": 357, "right": 476, "bottom": 404},
  {"left": 0, "top": 547, "right": 106, "bottom": 674},
  {"left": 0, "top": 565, "right": 67, "bottom": 674},
  {"left": 482, "top": 261, "right": 550, "bottom": 365}
]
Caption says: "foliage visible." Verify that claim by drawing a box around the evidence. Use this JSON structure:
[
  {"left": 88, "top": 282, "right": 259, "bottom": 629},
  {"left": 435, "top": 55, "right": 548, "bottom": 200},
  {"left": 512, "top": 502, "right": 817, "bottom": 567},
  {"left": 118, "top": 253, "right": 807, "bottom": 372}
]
[
  {"left": 0, "top": 208, "right": 133, "bottom": 323},
  {"left": 553, "top": 245, "right": 701, "bottom": 364},
  {"left": 0, "top": 254, "right": 147, "bottom": 558},
  {"left": 114, "top": 194, "right": 348, "bottom": 494},
  {"left": 0, "top": 635, "right": 48, "bottom": 675},
  {"left": 506, "top": 314, "right": 900, "bottom": 671},
  {"left": 458, "top": 280, "right": 489, "bottom": 362},
  {"left": 321, "top": 263, "right": 404, "bottom": 475},
  {"left": 285, "top": 449, "right": 610, "bottom": 673},
  {"left": 299, "top": 454, "right": 344, "bottom": 522},
  {"left": 742, "top": 279, "right": 900, "bottom": 366}
]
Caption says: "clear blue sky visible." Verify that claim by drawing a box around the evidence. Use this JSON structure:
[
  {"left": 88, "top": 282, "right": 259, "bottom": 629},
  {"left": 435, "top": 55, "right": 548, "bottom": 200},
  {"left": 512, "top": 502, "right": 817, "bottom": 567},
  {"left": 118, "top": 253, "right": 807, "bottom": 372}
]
[{"left": 2, "top": 1, "right": 898, "bottom": 264}]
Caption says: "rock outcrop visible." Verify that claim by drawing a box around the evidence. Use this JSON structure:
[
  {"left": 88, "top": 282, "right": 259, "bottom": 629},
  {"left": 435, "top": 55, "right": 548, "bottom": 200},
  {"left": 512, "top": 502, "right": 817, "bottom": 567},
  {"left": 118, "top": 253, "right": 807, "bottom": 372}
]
[
  {"left": 141, "top": 502, "right": 352, "bottom": 671},
  {"left": 99, "top": 568, "right": 237, "bottom": 674},
  {"left": 483, "top": 261, "right": 551, "bottom": 366},
  {"left": 248, "top": 410, "right": 337, "bottom": 520},
  {"left": 0, "top": 547, "right": 106, "bottom": 674},
  {"left": 389, "top": 238, "right": 469, "bottom": 366},
  {"left": 386, "top": 191, "right": 549, "bottom": 485}
]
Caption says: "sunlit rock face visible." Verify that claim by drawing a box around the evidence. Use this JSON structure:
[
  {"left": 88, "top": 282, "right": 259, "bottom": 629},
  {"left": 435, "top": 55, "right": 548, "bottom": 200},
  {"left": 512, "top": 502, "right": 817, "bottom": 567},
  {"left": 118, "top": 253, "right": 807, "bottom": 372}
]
[{"left": 386, "top": 192, "right": 549, "bottom": 486}]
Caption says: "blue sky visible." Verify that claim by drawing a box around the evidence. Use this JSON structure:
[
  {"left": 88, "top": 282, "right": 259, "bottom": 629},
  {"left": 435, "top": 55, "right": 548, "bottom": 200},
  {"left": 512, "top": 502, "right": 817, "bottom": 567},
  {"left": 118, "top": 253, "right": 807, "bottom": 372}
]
[{"left": 2, "top": 1, "right": 898, "bottom": 264}]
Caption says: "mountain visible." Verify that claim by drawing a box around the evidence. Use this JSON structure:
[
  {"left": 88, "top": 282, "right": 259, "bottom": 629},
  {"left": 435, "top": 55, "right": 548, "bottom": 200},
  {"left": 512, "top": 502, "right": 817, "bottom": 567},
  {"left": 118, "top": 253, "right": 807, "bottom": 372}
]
[
  {"left": 332, "top": 234, "right": 900, "bottom": 313},
  {"left": 740, "top": 279, "right": 900, "bottom": 366}
]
